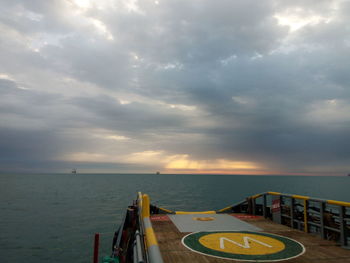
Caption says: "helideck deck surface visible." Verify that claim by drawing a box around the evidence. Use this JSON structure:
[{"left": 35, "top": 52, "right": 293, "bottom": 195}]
[
  {"left": 151, "top": 214, "right": 350, "bottom": 262},
  {"left": 168, "top": 214, "right": 262, "bottom": 232}
]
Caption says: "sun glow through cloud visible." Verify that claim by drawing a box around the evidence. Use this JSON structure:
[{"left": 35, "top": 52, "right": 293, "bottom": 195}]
[
  {"left": 164, "top": 155, "right": 261, "bottom": 173},
  {"left": 62, "top": 150, "right": 262, "bottom": 174},
  {"left": 274, "top": 9, "right": 332, "bottom": 32},
  {"left": 90, "top": 18, "right": 114, "bottom": 40},
  {"left": 72, "top": 0, "right": 92, "bottom": 9}
]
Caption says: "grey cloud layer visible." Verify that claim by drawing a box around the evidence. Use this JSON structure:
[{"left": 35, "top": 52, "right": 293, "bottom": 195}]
[{"left": 0, "top": 0, "right": 349, "bottom": 174}]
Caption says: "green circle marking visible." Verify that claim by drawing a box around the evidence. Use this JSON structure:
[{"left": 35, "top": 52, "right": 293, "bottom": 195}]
[{"left": 182, "top": 231, "right": 305, "bottom": 262}]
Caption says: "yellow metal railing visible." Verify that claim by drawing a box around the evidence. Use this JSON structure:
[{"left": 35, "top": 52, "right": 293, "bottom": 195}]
[
  {"left": 138, "top": 193, "right": 163, "bottom": 263},
  {"left": 218, "top": 191, "right": 349, "bottom": 247}
]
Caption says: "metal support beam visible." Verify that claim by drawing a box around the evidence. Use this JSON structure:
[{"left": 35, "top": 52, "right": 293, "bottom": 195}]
[
  {"left": 280, "top": 195, "right": 283, "bottom": 224},
  {"left": 290, "top": 198, "right": 295, "bottom": 229},
  {"left": 303, "top": 199, "right": 308, "bottom": 233},
  {"left": 320, "top": 202, "right": 326, "bottom": 239},
  {"left": 339, "top": 206, "right": 347, "bottom": 247},
  {"left": 252, "top": 197, "right": 256, "bottom": 215},
  {"left": 263, "top": 194, "right": 267, "bottom": 218}
]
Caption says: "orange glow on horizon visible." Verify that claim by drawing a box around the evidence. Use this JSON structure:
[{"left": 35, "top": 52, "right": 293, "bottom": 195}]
[
  {"left": 61, "top": 150, "right": 333, "bottom": 175},
  {"left": 164, "top": 156, "right": 263, "bottom": 174},
  {"left": 161, "top": 169, "right": 330, "bottom": 176}
]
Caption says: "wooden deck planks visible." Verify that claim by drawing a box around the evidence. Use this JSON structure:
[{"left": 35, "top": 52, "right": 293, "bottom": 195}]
[{"left": 151, "top": 214, "right": 350, "bottom": 263}]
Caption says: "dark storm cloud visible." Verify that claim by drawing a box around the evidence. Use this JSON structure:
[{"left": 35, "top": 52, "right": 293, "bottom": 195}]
[
  {"left": 0, "top": 128, "right": 59, "bottom": 162},
  {"left": 70, "top": 95, "right": 188, "bottom": 132},
  {"left": 0, "top": 0, "right": 349, "bottom": 174}
]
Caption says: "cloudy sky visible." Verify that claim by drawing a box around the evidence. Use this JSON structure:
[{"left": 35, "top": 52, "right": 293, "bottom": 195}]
[{"left": 0, "top": 0, "right": 349, "bottom": 175}]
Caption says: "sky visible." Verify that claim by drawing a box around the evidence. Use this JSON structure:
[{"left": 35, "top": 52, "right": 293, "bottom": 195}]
[{"left": 0, "top": 0, "right": 349, "bottom": 175}]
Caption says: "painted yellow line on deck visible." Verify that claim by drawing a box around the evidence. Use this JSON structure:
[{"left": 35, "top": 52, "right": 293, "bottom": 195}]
[
  {"left": 193, "top": 217, "right": 215, "bottom": 221},
  {"left": 176, "top": 211, "right": 216, "bottom": 215}
]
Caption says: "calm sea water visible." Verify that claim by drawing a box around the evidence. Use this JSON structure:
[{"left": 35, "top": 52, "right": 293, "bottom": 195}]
[{"left": 0, "top": 173, "right": 349, "bottom": 263}]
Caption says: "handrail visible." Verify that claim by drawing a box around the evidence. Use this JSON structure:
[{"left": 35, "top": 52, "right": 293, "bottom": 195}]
[
  {"left": 134, "top": 230, "right": 144, "bottom": 263},
  {"left": 218, "top": 191, "right": 350, "bottom": 211},
  {"left": 217, "top": 191, "right": 349, "bottom": 248},
  {"left": 139, "top": 193, "right": 164, "bottom": 263},
  {"left": 217, "top": 200, "right": 248, "bottom": 213},
  {"left": 327, "top": 200, "right": 350, "bottom": 207},
  {"left": 158, "top": 207, "right": 173, "bottom": 214}
]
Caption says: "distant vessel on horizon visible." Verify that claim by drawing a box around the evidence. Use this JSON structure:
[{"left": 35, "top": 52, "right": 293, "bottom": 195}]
[
  {"left": 71, "top": 168, "right": 77, "bottom": 174},
  {"left": 156, "top": 171, "right": 160, "bottom": 175}
]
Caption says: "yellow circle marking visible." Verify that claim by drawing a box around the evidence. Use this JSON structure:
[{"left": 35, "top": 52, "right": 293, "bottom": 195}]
[
  {"left": 199, "top": 233, "right": 285, "bottom": 255},
  {"left": 192, "top": 217, "right": 215, "bottom": 221}
]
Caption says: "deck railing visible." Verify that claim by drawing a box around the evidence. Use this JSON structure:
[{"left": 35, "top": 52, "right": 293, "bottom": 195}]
[
  {"left": 138, "top": 192, "right": 164, "bottom": 263},
  {"left": 219, "top": 192, "right": 350, "bottom": 248}
]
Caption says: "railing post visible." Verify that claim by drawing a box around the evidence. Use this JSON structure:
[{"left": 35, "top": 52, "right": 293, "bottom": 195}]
[
  {"left": 320, "top": 202, "right": 326, "bottom": 239},
  {"left": 303, "top": 199, "right": 308, "bottom": 233},
  {"left": 271, "top": 194, "right": 282, "bottom": 224},
  {"left": 339, "top": 205, "right": 347, "bottom": 247},
  {"left": 252, "top": 197, "right": 256, "bottom": 215},
  {"left": 280, "top": 195, "right": 283, "bottom": 224},
  {"left": 290, "top": 197, "right": 295, "bottom": 229},
  {"left": 247, "top": 197, "right": 253, "bottom": 214},
  {"left": 93, "top": 233, "right": 100, "bottom": 263},
  {"left": 263, "top": 194, "right": 267, "bottom": 218}
]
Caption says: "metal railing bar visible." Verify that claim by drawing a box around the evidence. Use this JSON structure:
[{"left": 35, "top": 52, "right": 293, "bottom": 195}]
[
  {"left": 263, "top": 194, "right": 267, "bottom": 218},
  {"left": 308, "top": 221, "right": 321, "bottom": 227},
  {"left": 324, "top": 226, "right": 341, "bottom": 233},
  {"left": 135, "top": 231, "right": 144, "bottom": 263},
  {"left": 133, "top": 242, "right": 138, "bottom": 263}
]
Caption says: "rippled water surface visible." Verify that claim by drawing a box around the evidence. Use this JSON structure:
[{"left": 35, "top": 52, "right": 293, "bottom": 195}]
[{"left": 0, "top": 173, "right": 349, "bottom": 263}]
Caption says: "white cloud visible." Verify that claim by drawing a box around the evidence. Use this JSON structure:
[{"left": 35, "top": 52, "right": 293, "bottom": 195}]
[
  {"left": 0, "top": 73, "right": 15, "bottom": 81},
  {"left": 304, "top": 99, "right": 350, "bottom": 125},
  {"left": 274, "top": 11, "right": 332, "bottom": 32},
  {"left": 232, "top": 96, "right": 255, "bottom": 106},
  {"left": 90, "top": 18, "right": 114, "bottom": 40}
]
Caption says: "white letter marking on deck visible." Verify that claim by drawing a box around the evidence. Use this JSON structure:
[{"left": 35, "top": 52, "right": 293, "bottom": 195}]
[{"left": 220, "top": 236, "right": 273, "bottom": 249}]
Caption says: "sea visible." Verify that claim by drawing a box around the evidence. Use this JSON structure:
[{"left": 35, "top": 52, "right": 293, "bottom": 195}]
[{"left": 0, "top": 173, "right": 349, "bottom": 263}]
